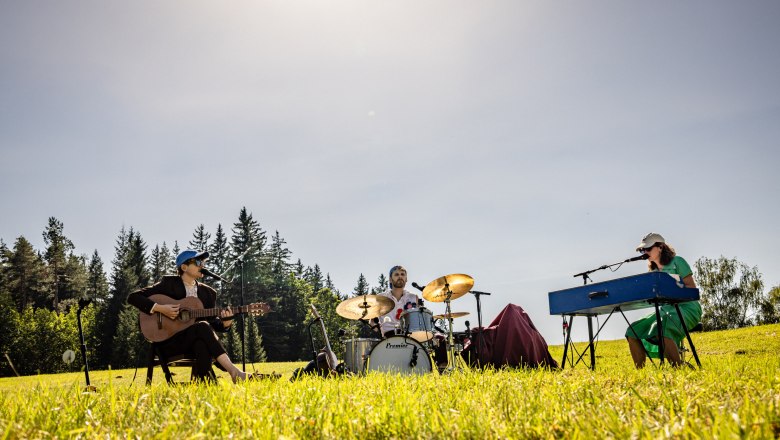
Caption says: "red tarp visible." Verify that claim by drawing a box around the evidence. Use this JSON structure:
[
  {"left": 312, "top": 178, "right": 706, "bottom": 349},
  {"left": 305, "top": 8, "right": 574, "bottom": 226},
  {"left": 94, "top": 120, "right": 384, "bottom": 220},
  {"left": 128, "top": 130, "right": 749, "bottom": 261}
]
[{"left": 463, "top": 303, "right": 558, "bottom": 369}]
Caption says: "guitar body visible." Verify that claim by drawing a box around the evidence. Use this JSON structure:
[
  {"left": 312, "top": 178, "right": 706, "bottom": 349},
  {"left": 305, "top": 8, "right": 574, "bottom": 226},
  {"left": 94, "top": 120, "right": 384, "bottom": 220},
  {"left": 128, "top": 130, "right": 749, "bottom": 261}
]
[
  {"left": 138, "top": 294, "right": 270, "bottom": 343},
  {"left": 139, "top": 294, "right": 207, "bottom": 342}
]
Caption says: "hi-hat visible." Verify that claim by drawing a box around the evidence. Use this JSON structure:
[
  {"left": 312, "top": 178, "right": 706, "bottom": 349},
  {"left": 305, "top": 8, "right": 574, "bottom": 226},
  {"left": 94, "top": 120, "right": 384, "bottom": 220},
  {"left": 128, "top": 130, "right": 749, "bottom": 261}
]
[
  {"left": 422, "top": 274, "right": 474, "bottom": 302},
  {"left": 432, "top": 312, "right": 470, "bottom": 320},
  {"left": 336, "top": 294, "right": 394, "bottom": 320}
]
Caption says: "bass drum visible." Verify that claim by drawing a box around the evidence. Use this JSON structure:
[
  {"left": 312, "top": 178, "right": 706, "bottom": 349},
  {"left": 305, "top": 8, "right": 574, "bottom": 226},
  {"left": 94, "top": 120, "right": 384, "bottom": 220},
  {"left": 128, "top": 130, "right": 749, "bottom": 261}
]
[
  {"left": 343, "top": 338, "right": 380, "bottom": 374},
  {"left": 366, "top": 336, "right": 432, "bottom": 375}
]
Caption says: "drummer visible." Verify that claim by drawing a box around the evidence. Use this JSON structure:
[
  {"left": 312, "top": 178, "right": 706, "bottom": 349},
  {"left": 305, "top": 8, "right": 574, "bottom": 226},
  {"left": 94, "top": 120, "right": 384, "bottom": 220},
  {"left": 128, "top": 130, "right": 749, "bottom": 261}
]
[{"left": 376, "top": 265, "right": 421, "bottom": 338}]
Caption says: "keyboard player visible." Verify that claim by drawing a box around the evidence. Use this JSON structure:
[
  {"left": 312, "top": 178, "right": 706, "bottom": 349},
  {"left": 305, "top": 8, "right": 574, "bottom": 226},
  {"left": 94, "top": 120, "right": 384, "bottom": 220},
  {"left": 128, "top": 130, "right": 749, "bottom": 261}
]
[{"left": 626, "top": 233, "right": 702, "bottom": 368}]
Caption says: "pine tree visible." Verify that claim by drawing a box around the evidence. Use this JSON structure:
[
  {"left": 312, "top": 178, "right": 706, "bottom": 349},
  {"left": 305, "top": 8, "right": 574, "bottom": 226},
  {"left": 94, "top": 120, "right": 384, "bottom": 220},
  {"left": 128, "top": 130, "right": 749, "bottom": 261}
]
[
  {"left": 269, "top": 231, "right": 292, "bottom": 287},
  {"left": 189, "top": 224, "right": 211, "bottom": 252},
  {"left": 126, "top": 231, "right": 150, "bottom": 288},
  {"left": 59, "top": 253, "right": 88, "bottom": 312},
  {"left": 325, "top": 273, "right": 338, "bottom": 296},
  {"left": 86, "top": 250, "right": 109, "bottom": 304},
  {"left": 222, "top": 322, "right": 241, "bottom": 360},
  {"left": 372, "top": 273, "right": 389, "bottom": 294},
  {"left": 245, "top": 317, "right": 267, "bottom": 363},
  {"left": 171, "top": 241, "right": 181, "bottom": 271},
  {"left": 6, "top": 237, "right": 51, "bottom": 311},
  {"left": 354, "top": 274, "right": 369, "bottom": 296},
  {"left": 293, "top": 259, "right": 305, "bottom": 278},
  {"left": 228, "top": 207, "right": 266, "bottom": 305},
  {"left": 42, "top": 217, "right": 74, "bottom": 309},
  {"left": 305, "top": 265, "right": 324, "bottom": 294},
  {"left": 149, "top": 243, "right": 173, "bottom": 282},
  {"left": 111, "top": 304, "right": 145, "bottom": 368},
  {"left": 97, "top": 227, "right": 148, "bottom": 368},
  {"left": 209, "top": 224, "right": 229, "bottom": 276}
]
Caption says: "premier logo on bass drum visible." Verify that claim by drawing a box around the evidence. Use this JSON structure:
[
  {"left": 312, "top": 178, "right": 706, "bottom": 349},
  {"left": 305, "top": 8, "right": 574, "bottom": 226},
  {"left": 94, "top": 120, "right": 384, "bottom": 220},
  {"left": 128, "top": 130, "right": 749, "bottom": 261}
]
[{"left": 385, "top": 342, "right": 408, "bottom": 349}]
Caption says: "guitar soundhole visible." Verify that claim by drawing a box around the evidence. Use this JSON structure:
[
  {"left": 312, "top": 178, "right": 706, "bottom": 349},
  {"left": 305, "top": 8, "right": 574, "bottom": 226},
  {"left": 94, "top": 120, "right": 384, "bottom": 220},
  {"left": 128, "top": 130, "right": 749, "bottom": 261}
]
[{"left": 179, "top": 310, "right": 192, "bottom": 321}]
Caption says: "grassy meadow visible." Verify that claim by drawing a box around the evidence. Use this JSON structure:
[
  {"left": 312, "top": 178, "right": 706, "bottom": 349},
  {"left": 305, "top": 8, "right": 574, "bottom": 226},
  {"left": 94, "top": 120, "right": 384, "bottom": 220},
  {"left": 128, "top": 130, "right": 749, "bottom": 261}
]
[{"left": 1, "top": 323, "right": 778, "bottom": 439}]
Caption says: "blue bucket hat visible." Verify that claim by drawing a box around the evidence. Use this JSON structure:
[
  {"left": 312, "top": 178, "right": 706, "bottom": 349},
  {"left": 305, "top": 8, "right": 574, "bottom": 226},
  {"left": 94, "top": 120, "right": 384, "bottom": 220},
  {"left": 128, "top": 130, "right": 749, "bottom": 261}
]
[{"left": 176, "top": 249, "right": 209, "bottom": 268}]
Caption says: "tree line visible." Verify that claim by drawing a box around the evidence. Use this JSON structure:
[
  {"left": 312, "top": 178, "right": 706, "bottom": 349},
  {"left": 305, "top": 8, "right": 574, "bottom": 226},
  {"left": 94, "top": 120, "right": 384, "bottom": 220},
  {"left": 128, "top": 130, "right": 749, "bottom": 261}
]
[
  {"left": 0, "top": 208, "right": 392, "bottom": 377},
  {"left": 1, "top": 211, "right": 778, "bottom": 377}
]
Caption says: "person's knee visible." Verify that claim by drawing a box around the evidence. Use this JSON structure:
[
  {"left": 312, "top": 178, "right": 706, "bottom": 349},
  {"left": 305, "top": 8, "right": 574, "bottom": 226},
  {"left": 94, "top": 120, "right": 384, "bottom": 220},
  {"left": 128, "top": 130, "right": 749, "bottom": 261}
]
[{"left": 193, "top": 321, "right": 215, "bottom": 338}]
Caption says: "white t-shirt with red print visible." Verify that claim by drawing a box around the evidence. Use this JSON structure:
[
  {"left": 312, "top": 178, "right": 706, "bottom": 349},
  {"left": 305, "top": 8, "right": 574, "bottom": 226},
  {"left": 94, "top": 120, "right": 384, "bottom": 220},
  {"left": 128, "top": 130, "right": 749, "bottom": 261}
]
[{"left": 377, "top": 289, "right": 420, "bottom": 335}]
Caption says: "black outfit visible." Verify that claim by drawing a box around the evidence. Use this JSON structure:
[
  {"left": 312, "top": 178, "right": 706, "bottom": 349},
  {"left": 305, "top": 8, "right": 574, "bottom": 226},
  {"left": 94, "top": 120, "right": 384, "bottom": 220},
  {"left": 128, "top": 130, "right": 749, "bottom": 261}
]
[{"left": 128, "top": 275, "right": 230, "bottom": 381}]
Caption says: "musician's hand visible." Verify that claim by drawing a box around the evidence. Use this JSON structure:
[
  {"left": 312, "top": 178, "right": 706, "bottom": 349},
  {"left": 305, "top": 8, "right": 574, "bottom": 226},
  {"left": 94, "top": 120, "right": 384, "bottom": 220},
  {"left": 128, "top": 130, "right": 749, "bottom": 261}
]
[
  {"left": 219, "top": 309, "right": 234, "bottom": 327},
  {"left": 156, "top": 304, "right": 180, "bottom": 320}
]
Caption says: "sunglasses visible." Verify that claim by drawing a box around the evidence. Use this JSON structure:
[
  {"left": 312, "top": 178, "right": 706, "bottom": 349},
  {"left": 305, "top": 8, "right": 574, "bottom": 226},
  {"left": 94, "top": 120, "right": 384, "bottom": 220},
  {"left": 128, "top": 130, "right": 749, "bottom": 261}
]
[
  {"left": 187, "top": 258, "right": 205, "bottom": 267},
  {"left": 640, "top": 245, "right": 657, "bottom": 254}
]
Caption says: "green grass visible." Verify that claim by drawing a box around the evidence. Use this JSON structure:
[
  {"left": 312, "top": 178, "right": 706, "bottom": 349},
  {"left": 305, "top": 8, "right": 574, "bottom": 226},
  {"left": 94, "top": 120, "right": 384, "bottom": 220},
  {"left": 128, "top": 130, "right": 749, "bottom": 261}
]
[{"left": 1, "top": 324, "right": 779, "bottom": 439}]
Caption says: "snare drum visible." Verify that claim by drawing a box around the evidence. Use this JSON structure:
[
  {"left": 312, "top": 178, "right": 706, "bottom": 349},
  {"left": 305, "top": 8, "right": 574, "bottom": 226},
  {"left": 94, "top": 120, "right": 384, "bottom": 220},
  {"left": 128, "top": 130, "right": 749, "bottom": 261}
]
[
  {"left": 400, "top": 308, "right": 434, "bottom": 342},
  {"left": 343, "top": 338, "right": 380, "bottom": 374},
  {"left": 366, "top": 336, "right": 432, "bottom": 375}
]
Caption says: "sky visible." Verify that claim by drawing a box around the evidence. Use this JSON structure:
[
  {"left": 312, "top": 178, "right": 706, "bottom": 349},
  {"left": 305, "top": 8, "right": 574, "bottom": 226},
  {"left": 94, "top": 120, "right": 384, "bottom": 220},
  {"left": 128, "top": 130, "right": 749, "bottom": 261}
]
[{"left": 1, "top": 1, "right": 779, "bottom": 348}]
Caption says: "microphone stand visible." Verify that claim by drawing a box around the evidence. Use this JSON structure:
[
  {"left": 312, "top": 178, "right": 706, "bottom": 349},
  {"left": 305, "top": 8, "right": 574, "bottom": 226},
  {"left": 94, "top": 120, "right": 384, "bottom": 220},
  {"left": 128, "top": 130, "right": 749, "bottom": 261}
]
[
  {"left": 76, "top": 298, "right": 96, "bottom": 392},
  {"left": 219, "top": 246, "right": 254, "bottom": 372},
  {"left": 469, "top": 290, "right": 490, "bottom": 368},
  {"left": 564, "top": 257, "right": 640, "bottom": 369}
]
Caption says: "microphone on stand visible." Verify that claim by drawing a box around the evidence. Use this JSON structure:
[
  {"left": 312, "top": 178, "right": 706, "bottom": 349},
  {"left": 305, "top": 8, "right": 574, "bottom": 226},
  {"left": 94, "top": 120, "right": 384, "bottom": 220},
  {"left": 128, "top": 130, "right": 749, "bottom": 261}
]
[
  {"left": 200, "top": 268, "right": 231, "bottom": 283},
  {"left": 624, "top": 254, "right": 650, "bottom": 263},
  {"left": 411, "top": 282, "right": 424, "bottom": 292}
]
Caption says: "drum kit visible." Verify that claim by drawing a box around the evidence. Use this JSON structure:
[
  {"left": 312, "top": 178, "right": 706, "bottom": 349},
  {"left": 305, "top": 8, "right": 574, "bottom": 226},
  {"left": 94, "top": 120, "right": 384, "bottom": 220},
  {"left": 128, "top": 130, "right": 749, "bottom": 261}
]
[{"left": 335, "top": 273, "right": 476, "bottom": 375}]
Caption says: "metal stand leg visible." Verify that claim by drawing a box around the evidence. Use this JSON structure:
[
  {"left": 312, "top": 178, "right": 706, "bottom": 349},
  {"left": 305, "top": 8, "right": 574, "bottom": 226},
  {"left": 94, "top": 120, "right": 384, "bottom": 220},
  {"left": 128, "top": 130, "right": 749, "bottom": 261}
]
[
  {"left": 653, "top": 301, "right": 665, "bottom": 365},
  {"left": 587, "top": 316, "right": 596, "bottom": 370},
  {"left": 674, "top": 304, "right": 701, "bottom": 368},
  {"left": 560, "top": 315, "right": 573, "bottom": 370}
]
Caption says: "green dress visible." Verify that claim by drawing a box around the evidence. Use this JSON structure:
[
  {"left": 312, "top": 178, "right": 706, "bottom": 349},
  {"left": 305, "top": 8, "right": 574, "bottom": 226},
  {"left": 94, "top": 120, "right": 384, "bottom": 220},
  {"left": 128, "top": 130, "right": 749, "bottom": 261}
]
[{"left": 624, "top": 256, "right": 702, "bottom": 358}]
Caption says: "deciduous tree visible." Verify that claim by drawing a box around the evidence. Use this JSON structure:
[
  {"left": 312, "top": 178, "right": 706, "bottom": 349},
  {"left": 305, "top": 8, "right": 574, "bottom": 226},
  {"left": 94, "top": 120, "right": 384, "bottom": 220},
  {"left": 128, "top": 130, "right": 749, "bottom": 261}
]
[{"left": 695, "top": 256, "right": 764, "bottom": 330}]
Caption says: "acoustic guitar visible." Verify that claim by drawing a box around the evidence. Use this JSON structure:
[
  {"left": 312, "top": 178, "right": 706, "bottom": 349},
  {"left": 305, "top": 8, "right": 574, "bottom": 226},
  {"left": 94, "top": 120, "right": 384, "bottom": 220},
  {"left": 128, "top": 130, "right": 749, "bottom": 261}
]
[
  {"left": 139, "top": 294, "right": 270, "bottom": 342},
  {"left": 310, "top": 304, "right": 338, "bottom": 374}
]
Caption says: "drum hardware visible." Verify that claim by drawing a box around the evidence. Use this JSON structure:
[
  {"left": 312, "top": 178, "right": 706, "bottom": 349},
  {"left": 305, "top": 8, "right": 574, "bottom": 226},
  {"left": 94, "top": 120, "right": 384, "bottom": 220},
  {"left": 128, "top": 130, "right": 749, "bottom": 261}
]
[
  {"left": 336, "top": 294, "right": 394, "bottom": 320},
  {"left": 421, "top": 274, "right": 474, "bottom": 303},
  {"left": 432, "top": 312, "right": 470, "bottom": 320},
  {"left": 422, "top": 274, "right": 474, "bottom": 373}
]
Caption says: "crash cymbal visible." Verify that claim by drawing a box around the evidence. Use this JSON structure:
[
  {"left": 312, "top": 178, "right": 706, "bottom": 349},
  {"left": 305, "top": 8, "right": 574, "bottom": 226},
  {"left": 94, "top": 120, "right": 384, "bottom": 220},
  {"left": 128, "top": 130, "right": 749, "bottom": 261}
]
[
  {"left": 422, "top": 274, "right": 474, "bottom": 302},
  {"left": 336, "top": 294, "right": 394, "bottom": 320},
  {"left": 432, "top": 312, "right": 470, "bottom": 320}
]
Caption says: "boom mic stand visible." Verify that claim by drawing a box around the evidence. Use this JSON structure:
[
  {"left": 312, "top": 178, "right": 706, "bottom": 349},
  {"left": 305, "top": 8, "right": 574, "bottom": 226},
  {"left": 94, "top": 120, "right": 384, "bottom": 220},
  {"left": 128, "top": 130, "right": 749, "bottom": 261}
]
[
  {"left": 564, "top": 257, "right": 640, "bottom": 369},
  {"left": 469, "top": 290, "right": 490, "bottom": 368},
  {"left": 76, "top": 297, "right": 96, "bottom": 392},
  {"left": 218, "top": 246, "right": 254, "bottom": 372}
]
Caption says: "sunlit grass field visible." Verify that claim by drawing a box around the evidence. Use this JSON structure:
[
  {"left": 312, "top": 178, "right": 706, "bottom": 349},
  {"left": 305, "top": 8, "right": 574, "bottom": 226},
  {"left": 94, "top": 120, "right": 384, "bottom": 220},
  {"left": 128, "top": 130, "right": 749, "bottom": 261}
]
[{"left": 1, "top": 324, "right": 778, "bottom": 439}]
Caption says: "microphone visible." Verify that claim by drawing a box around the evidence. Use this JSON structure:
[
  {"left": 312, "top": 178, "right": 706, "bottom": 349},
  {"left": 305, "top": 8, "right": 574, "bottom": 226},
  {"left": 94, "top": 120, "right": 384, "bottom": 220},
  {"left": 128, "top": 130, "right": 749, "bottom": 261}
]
[
  {"left": 624, "top": 254, "right": 650, "bottom": 263},
  {"left": 411, "top": 282, "right": 424, "bottom": 292},
  {"left": 200, "top": 268, "right": 230, "bottom": 283},
  {"left": 470, "top": 290, "right": 492, "bottom": 295}
]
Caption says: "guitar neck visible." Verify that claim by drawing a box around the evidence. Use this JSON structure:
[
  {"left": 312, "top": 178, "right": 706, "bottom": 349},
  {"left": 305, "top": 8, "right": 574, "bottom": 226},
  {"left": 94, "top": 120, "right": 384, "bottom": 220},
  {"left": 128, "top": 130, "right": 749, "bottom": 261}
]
[
  {"left": 190, "top": 305, "right": 252, "bottom": 319},
  {"left": 318, "top": 319, "right": 334, "bottom": 353}
]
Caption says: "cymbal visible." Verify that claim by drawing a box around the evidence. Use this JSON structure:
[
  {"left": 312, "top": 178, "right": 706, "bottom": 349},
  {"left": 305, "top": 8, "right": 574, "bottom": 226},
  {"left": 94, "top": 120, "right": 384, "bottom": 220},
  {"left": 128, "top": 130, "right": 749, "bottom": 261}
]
[
  {"left": 432, "top": 312, "right": 470, "bottom": 320},
  {"left": 336, "top": 294, "right": 394, "bottom": 320},
  {"left": 422, "top": 274, "right": 474, "bottom": 302}
]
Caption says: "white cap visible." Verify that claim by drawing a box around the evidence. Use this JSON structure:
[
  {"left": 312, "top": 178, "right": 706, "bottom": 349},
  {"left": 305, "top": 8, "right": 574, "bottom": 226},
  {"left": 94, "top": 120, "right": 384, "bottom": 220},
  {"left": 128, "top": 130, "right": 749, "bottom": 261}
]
[{"left": 636, "top": 232, "right": 665, "bottom": 251}]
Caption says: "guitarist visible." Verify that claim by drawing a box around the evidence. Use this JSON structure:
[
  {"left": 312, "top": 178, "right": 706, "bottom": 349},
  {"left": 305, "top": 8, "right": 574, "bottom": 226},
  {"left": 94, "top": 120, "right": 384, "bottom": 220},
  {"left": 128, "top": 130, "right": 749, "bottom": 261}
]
[{"left": 128, "top": 249, "right": 252, "bottom": 383}]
